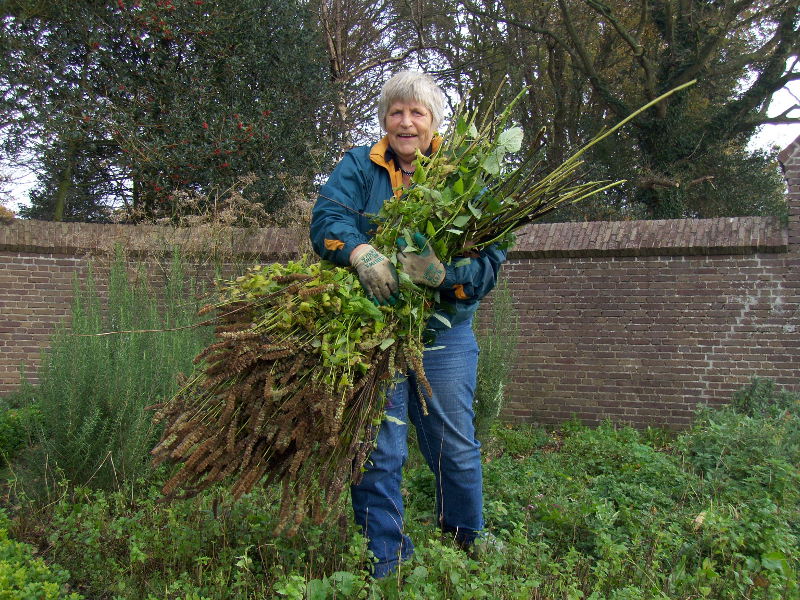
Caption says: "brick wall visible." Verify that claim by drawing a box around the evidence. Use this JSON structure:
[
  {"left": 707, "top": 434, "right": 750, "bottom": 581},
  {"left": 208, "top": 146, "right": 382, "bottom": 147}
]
[
  {"left": 2, "top": 136, "right": 799, "bottom": 428},
  {"left": 0, "top": 221, "right": 308, "bottom": 395},
  {"left": 504, "top": 137, "right": 800, "bottom": 427},
  {"left": 502, "top": 222, "right": 795, "bottom": 428},
  {"left": 779, "top": 136, "right": 800, "bottom": 248}
]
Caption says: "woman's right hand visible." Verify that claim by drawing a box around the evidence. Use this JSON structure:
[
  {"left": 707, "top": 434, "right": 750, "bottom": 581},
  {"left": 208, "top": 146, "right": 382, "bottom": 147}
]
[{"left": 350, "top": 244, "right": 399, "bottom": 306}]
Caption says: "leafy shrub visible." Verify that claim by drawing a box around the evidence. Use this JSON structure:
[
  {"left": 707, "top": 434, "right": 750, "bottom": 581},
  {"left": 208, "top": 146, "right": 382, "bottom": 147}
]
[
  {"left": 10, "top": 380, "right": 799, "bottom": 599},
  {"left": 0, "top": 399, "right": 41, "bottom": 465},
  {"left": 673, "top": 380, "right": 799, "bottom": 597},
  {"left": 23, "top": 248, "right": 212, "bottom": 492},
  {"left": 678, "top": 383, "right": 800, "bottom": 502},
  {"left": 0, "top": 510, "right": 82, "bottom": 599},
  {"left": 40, "top": 483, "right": 372, "bottom": 600},
  {"left": 731, "top": 377, "right": 799, "bottom": 418}
]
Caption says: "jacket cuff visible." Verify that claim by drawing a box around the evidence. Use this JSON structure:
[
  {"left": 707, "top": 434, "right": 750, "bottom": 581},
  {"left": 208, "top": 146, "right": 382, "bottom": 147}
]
[
  {"left": 342, "top": 235, "right": 371, "bottom": 265},
  {"left": 440, "top": 263, "right": 458, "bottom": 289}
]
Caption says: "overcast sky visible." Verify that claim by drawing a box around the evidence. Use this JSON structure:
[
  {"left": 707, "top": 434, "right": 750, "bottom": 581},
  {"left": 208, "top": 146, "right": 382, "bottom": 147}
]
[{"left": 748, "top": 80, "right": 800, "bottom": 153}]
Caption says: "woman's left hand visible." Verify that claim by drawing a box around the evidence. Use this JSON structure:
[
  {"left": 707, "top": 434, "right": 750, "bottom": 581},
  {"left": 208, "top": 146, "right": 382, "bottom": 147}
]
[{"left": 397, "top": 232, "right": 445, "bottom": 287}]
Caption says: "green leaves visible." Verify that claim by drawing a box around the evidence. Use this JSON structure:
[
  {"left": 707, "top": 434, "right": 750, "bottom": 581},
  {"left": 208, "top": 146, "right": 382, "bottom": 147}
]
[
  {"left": 374, "top": 94, "right": 553, "bottom": 269},
  {"left": 467, "top": 200, "right": 483, "bottom": 219},
  {"left": 452, "top": 214, "right": 471, "bottom": 228},
  {"left": 481, "top": 126, "right": 523, "bottom": 175},
  {"left": 481, "top": 150, "right": 503, "bottom": 175},
  {"left": 383, "top": 414, "right": 405, "bottom": 425},
  {"left": 761, "top": 551, "right": 792, "bottom": 576},
  {"left": 6, "top": 0, "right": 336, "bottom": 221},
  {"left": 431, "top": 313, "right": 452, "bottom": 328},
  {"left": 375, "top": 112, "right": 525, "bottom": 263},
  {"left": 497, "top": 126, "right": 524, "bottom": 153},
  {"left": 454, "top": 115, "right": 478, "bottom": 138}
]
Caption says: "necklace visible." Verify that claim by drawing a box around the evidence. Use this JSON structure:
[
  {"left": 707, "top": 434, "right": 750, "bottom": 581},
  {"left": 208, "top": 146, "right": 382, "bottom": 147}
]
[{"left": 399, "top": 167, "right": 415, "bottom": 176}]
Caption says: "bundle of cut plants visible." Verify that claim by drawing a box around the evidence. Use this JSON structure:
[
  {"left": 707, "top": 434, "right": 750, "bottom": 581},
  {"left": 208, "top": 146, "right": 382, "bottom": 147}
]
[{"left": 151, "top": 84, "right": 692, "bottom": 535}]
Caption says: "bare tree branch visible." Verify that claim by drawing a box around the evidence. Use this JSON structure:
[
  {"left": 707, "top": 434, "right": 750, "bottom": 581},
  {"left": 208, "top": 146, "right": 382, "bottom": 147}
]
[
  {"left": 583, "top": 0, "right": 658, "bottom": 100},
  {"left": 349, "top": 46, "right": 436, "bottom": 82},
  {"left": 557, "top": 0, "right": 631, "bottom": 121},
  {"left": 712, "top": 2, "right": 799, "bottom": 136},
  {"left": 461, "top": 0, "right": 579, "bottom": 65},
  {"left": 747, "top": 102, "right": 800, "bottom": 127}
]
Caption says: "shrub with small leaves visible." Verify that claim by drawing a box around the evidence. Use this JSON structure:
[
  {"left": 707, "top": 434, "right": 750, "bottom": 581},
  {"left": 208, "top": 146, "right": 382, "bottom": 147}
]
[
  {"left": 731, "top": 377, "right": 799, "bottom": 418},
  {"left": 0, "top": 510, "right": 83, "bottom": 600},
  {"left": 0, "top": 400, "right": 41, "bottom": 465}
]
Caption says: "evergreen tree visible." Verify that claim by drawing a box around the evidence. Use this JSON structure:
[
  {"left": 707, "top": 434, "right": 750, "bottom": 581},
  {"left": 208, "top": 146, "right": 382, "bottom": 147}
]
[
  {"left": 1, "top": 0, "right": 337, "bottom": 221},
  {"left": 18, "top": 138, "right": 120, "bottom": 222}
]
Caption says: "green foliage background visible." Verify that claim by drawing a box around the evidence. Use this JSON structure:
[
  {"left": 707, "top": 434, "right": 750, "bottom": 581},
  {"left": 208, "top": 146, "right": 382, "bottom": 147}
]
[
  {"left": 2, "top": 0, "right": 795, "bottom": 222},
  {"left": 429, "top": 0, "right": 796, "bottom": 221},
  {"left": 2, "top": 0, "right": 337, "bottom": 221},
  {"left": 0, "top": 509, "right": 81, "bottom": 600}
]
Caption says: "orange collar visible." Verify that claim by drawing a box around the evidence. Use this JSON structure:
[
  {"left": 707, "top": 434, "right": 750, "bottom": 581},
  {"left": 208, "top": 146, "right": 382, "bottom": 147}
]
[{"left": 370, "top": 135, "right": 442, "bottom": 198}]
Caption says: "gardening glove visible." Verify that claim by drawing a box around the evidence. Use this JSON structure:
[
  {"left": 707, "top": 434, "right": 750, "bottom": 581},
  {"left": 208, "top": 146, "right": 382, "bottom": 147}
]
[
  {"left": 397, "top": 232, "right": 446, "bottom": 288},
  {"left": 350, "top": 244, "right": 399, "bottom": 306}
]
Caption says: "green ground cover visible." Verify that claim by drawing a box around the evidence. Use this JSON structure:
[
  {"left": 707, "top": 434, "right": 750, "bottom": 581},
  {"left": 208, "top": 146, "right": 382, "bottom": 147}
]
[{"left": 2, "top": 383, "right": 797, "bottom": 599}]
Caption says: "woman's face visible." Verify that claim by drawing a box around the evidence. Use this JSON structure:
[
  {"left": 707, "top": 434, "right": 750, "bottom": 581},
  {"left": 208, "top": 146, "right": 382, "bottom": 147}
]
[{"left": 385, "top": 100, "right": 434, "bottom": 166}]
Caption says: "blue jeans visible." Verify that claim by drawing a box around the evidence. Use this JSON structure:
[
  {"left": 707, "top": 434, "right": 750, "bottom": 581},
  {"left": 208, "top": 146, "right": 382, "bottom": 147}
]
[{"left": 350, "top": 318, "right": 483, "bottom": 578}]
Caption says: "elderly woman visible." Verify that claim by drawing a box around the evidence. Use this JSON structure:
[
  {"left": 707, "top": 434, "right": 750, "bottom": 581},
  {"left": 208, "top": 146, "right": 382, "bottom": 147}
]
[{"left": 310, "top": 71, "right": 506, "bottom": 577}]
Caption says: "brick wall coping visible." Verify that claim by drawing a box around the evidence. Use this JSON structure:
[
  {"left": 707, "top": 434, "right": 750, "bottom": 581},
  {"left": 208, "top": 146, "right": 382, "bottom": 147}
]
[
  {"left": 510, "top": 215, "right": 787, "bottom": 259},
  {"left": 0, "top": 219, "right": 305, "bottom": 259},
  {"left": 0, "top": 214, "right": 788, "bottom": 260}
]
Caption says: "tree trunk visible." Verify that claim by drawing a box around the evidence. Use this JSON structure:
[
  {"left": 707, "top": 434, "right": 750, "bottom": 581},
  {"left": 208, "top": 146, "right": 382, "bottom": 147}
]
[{"left": 53, "top": 139, "right": 78, "bottom": 221}]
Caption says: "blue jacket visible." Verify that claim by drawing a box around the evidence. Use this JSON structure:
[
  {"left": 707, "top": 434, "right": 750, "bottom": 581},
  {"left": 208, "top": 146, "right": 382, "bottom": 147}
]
[{"left": 310, "top": 136, "right": 506, "bottom": 330}]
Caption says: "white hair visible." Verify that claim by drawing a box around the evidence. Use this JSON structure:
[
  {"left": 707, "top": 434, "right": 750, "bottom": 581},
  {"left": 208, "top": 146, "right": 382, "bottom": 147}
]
[{"left": 377, "top": 70, "right": 445, "bottom": 132}]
